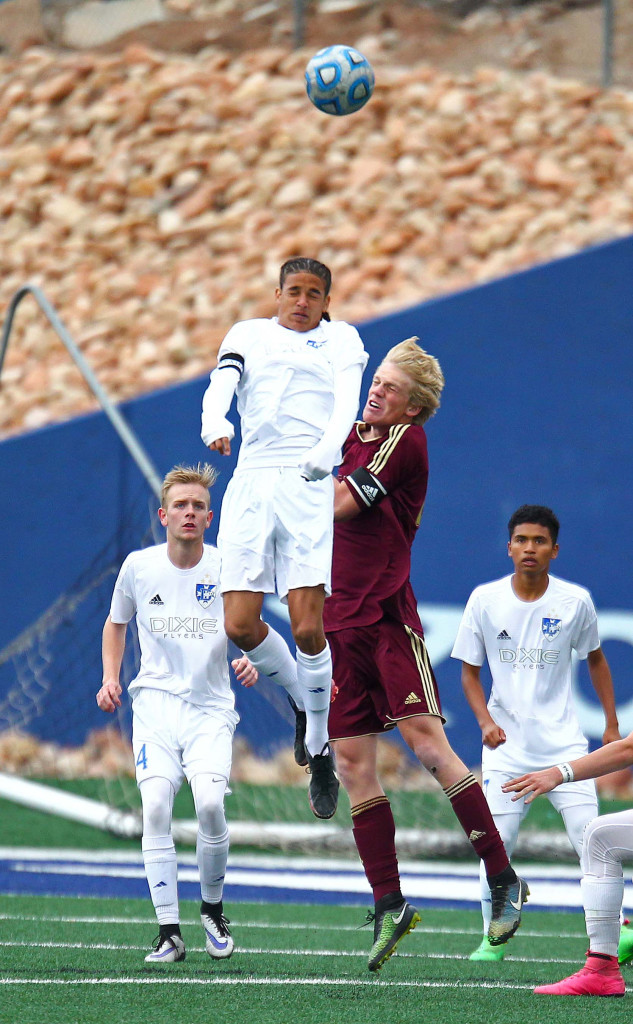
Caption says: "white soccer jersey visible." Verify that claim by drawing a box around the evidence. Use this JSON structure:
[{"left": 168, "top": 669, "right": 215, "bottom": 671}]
[
  {"left": 207, "top": 317, "right": 367, "bottom": 470},
  {"left": 451, "top": 573, "right": 600, "bottom": 774},
  {"left": 109, "top": 543, "right": 236, "bottom": 716}
]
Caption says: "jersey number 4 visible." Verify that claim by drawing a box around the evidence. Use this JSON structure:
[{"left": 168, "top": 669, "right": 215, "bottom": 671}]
[{"left": 136, "top": 743, "right": 148, "bottom": 771}]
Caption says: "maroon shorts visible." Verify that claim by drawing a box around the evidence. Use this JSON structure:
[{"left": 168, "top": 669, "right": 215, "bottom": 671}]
[{"left": 327, "top": 620, "right": 444, "bottom": 740}]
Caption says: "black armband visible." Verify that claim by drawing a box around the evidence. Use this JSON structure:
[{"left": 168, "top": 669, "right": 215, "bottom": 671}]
[
  {"left": 217, "top": 352, "right": 245, "bottom": 378},
  {"left": 346, "top": 467, "right": 388, "bottom": 508}
]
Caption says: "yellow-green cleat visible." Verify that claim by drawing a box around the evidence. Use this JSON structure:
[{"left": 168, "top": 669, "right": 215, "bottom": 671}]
[
  {"left": 469, "top": 935, "right": 506, "bottom": 961},
  {"left": 618, "top": 922, "right": 633, "bottom": 965},
  {"left": 367, "top": 899, "right": 421, "bottom": 972}
]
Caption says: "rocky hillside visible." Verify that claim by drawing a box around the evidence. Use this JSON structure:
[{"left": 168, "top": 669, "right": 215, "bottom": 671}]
[{"left": 1, "top": 35, "right": 633, "bottom": 435}]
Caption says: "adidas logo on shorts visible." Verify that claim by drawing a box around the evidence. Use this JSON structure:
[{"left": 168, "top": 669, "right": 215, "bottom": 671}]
[{"left": 404, "top": 692, "right": 422, "bottom": 705}]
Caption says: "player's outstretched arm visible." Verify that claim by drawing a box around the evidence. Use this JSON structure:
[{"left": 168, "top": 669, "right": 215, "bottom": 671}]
[
  {"left": 503, "top": 731, "right": 633, "bottom": 803},
  {"left": 502, "top": 766, "right": 567, "bottom": 804},
  {"left": 461, "top": 662, "right": 506, "bottom": 749},
  {"left": 586, "top": 646, "right": 621, "bottom": 744},
  {"left": 97, "top": 617, "right": 127, "bottom": 712},
  {"left": 301, "top": 362, "right": 364, "bottom": 481},
  {"left": 200, "top": 363, "right": 239, "bottom": 453}
]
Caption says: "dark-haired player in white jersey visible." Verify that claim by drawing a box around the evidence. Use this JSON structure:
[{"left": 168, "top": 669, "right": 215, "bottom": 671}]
[
  {"left": 98, "top": 463, "right": 256, "bottom": 964},
  {"left": 201, "top": 258, "right": 368, "bottom": 820},
  {"left": 452, "top": 505, "right": 620, "bottom": 961}
]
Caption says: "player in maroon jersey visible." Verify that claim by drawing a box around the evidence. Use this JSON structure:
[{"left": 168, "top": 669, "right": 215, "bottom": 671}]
[{"left": 322, "top": 337, "right": 528, "bottom": 971}]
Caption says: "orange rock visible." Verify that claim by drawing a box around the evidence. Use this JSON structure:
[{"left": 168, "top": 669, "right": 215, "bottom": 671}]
[{"left": 32, "top": 70, "right": 81, "bottom": 105}]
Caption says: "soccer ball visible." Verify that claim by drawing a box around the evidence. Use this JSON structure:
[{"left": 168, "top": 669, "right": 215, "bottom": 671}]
[{"left": 305, "top": 45, "right": 374, "bottom": 117}]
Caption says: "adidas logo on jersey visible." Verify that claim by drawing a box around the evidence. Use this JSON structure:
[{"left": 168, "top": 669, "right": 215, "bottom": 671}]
[
  {"left": 496, "top": 629, "right": 511, "bottom": 640},
  {"left": 150, "top": 594, "right": 164, "bottom": 605},
  {"left": 404, "top": 692, "right": 422, "bottom": 705}
]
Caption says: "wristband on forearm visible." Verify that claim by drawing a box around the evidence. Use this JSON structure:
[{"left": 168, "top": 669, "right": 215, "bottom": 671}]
[{"left": 556, "top": 762, "right": 575, "bottom": 784}]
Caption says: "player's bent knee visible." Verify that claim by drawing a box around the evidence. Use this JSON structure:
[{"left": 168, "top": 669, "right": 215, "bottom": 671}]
[
  {"left": 140, "top": 777, "right": 174, "bottom": 836},
  {"left": 333, "top": 751, "right": 377, "bottom": 793},
  {"left": 583, "top": 817, "right": 619, "bottom": 869},
  {"left": 192, "top": 773, "right": 227, "bottom": 835},
  {"left": 224, "top": 617, "right": 259, "bottom": 652},
  {"left": 291, "top": 623, "right": 325, "bottom": 654}
]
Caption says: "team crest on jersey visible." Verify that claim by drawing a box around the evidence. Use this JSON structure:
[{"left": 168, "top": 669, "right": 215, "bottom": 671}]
[
  {"left": 541, "top": 617, "right": 562, "bottom": 640},
  {"left": 305, "top": 335, "right": 326, "bottom": 349},
  {"left": 196, "top": 579, "right": 217, "bottom": 608}
]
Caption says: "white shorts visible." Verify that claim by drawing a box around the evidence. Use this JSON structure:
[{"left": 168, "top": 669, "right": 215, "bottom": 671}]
[
  {"left": 218, "top": 466, "right": 334, "bottom": 601},
  {"left": 131, "top": 687, "right": 235, "bottom": 790},
  {"left": 482, "top": 769, "right": 598, "bottom": 818}
]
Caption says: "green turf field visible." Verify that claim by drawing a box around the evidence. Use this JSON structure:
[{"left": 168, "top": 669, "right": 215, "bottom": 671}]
[
  {"left": 2, "top": 785, "right": 632, "bottom": 1022},
  {"left": 0, "top": 894, "right": 629, "bottom": 1024}
]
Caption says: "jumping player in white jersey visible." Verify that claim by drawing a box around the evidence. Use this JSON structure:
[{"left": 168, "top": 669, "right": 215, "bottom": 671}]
[
  {"left": 451, "top": 504, "right": 620, "bottom": 961},
  {"left": 97, "top": 463, "right": 256, "bottom": 964},
  {"left": 201, "top": 257, "right": 368, "bottom": 820},
  {"left": 503, "top": 733, "right": 633, "bottom": 996}
]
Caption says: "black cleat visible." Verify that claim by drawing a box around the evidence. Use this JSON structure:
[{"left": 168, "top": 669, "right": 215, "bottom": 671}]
[
  {"left": 307, "top": 744, "right": 339, "bottom": 819},
  {"left": 288, "top": 695, "right": 308, "bottom": 767},
  {"left": 488, "top": 876, "right": 529, "bottom": 946}
]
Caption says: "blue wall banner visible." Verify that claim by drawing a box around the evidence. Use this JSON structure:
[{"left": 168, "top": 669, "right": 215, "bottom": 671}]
[{"left": 2, "top": 235, "right": 633, "bottom": 767}]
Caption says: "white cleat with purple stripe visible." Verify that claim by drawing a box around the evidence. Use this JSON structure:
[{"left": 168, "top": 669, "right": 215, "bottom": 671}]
[{"left": 201, "top": 908, "right": 234, "bottom": 959}]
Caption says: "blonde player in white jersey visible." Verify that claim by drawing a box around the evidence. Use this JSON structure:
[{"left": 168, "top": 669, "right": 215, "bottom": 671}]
[
  {"left": 97, "top": 464, "right": 257, "bottom": 964},
  {"left": 201, "top": 258, "right": 368, "bottom": 820},
  {"left": 451, "top": 504, "right": 620, "bottom": 961}
]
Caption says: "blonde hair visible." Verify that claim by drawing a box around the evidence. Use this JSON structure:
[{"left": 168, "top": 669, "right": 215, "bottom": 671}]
[
  {"left": 382, "top": 336, "right": 444, "bottom": 425},
  {"left": 161, "top": 463, "right": 218, "bottom": 509}
]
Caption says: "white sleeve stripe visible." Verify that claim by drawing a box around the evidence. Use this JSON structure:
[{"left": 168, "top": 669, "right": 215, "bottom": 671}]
[
  {"left": 346, "top": 475, "right": 372, "bottom": 506},
  {"left": 217, "top": 352, "right": 244, "bottom": 378}
]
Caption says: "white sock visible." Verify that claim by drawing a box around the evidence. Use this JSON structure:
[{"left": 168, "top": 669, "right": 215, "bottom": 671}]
[
  {"left": 197, "top": 827, "right": 230, "bottom": 905},
  {"left": 245, "top": 627, "right": 304, "bottom": 709},
  {"left": 142, "top": 835, "right": 179, "bottom": 925},
  {"left": 582, "top": 875, "right": 624, "bottom": 957},
  {"left": 296, "top": 645, "right": 332, "bottom": 756},
  {"left": 479, "top": 863, "right": 493, "bottom": 932}
]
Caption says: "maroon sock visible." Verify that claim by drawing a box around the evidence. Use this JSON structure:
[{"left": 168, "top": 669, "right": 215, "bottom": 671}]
[
  {"left": 351, "top": 796, "right": 401, "bottom": 903},
  {"left": 444, "top": 773, "right": 510, "bottom": 877}
]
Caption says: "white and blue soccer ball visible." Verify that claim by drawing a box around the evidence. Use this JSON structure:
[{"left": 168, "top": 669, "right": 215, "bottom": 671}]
[{"left": 305, "top": 45, "right": 375, "bottom": 116}]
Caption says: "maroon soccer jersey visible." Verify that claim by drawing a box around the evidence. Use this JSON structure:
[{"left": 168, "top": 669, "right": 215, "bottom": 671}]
[{"left": 323, "top": 421, "right": 428, "bottom": 632}]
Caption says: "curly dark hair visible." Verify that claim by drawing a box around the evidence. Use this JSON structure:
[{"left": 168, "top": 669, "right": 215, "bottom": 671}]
[{"left": 508, "top": 505, "right": 560, "bottom": 543}]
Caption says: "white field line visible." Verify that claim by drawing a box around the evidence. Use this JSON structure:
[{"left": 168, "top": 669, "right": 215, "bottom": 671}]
[
  {"left": 0, "top": 940, "right": 584, "bottom": 964},
  {"left": 0, "top": 977, "right": 556, "bottom": 990},
  {"left": 0, "top": 912, "right": 586, "bottom": 939}
]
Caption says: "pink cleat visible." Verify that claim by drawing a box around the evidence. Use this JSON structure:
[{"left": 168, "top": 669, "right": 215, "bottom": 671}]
[{"left": 534, "top": 954, "right": 625, "bottom": 997}]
